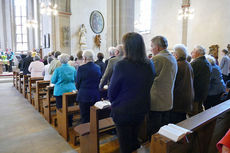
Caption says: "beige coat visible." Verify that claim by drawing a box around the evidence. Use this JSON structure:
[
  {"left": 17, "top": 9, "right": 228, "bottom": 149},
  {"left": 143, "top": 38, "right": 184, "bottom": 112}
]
[{"left": 150, "top": 50, "right": 178, "bottom": 111}]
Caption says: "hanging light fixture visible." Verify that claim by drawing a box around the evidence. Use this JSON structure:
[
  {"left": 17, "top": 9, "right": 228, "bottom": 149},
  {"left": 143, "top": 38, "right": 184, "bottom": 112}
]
[
  {"left": 25, "top": 20, "right": 38, "bottom": 28},
  {"left": 178, "top": 4, "right": 194, "bottom": 20},
  {"left": 40, "top": 2, "right": 58, "bottom": 16}
]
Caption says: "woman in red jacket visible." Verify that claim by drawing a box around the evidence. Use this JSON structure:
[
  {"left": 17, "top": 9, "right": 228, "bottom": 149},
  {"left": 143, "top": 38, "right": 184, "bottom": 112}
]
[{"left": 217, "top": 129, "right": 230, "bottom": 153}]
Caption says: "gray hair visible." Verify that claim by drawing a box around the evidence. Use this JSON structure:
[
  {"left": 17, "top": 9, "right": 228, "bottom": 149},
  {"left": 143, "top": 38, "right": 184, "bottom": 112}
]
[
  {"left": 83, "top": 49, "right": 95, "bottom": 61},
  {"left": 194, "top": 45, "right": 206, "bottom": 55},
  {"left": 34, "top": 55, "right": 40, "bottom": 61},
  {"left": 205, "top": 55, "right": 216, "bottom": 65},
  {"left": 108, "top": 47, "right": 116, "bottom": 56},
  {"left": 47, "top": 57, "right": 53, "bottom": 64},
  {"left": 116, "top": 44, "right": 124, "bottom": 56},
  {"left": 59, "top": 53, "right": 70, "bottom": 64},
  {"left": 27, "top": 51, "right": 32, "bottom": 57},
  {"left": 151, "top": 36, "right": 168, "bottom": 49},
  {"left": 173, "top": 44, "right": 188, "bottom": 59}
]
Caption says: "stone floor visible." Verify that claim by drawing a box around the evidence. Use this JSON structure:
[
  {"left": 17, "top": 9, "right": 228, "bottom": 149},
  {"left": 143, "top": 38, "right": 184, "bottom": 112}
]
[{"left": 0, "top": 82, "right": 78, "bottom": 153}]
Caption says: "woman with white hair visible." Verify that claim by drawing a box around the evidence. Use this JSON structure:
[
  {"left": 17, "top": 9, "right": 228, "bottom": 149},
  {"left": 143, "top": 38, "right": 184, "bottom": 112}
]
[
  {"left": 76, "top": 49, "right": 101, "bottom": 123},
  {"left": 170, "top": 44, "right": 194, "bottom": 123},
  {"left": 28, "top": 55, "right": 45, "bottom": 78},
  {"left": 204, "top": 55, "right": 226, "bottom": 109},
  {"left": 51, "top": 53, "right": 77, "bottom": 126}
]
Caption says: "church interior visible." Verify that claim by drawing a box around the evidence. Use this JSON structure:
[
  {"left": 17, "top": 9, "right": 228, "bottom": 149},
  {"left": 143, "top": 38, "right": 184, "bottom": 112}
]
[{"left": 1, "top": 0, "right": 230, "bottom": 153}]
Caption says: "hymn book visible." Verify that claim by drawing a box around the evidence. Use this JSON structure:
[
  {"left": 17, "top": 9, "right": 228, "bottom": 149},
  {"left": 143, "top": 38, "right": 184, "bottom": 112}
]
[
  {"left": 94, "top": 100, "right": 111, "bottom": 109},
  {"left": 158, "top": 124, "right": 192, "bottom": 142}
]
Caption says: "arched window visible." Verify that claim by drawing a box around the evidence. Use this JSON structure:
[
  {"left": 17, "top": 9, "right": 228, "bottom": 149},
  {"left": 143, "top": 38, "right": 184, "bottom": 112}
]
[
  {"left": 134, "top": 0, "right": 152, "bottom": 33},
  {"left": 14, "top": 0, "right": 28, "bottom": 51}
]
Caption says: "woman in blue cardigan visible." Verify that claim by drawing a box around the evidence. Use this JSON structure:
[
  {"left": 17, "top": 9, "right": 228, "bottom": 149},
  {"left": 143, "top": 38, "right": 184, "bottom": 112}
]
[
  {"left": 51, "top": 53, "right": 77, "bottom": 126},
  {"left": 108, "top": 32, "right": 156, "bottom": 153}
]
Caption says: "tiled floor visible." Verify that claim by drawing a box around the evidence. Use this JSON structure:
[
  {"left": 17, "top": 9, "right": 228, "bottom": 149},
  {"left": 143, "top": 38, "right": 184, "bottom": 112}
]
[{"left": 0, "top": 82, "right": 78, "bottom": 153}]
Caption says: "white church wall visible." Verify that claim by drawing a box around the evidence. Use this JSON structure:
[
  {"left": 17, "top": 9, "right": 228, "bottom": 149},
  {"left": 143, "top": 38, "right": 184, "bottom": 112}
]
[
  {"left": 70, "top": 0, "right": 107, "bottom": 57},
  {"left": 187, "top": 0, "right": 230, "bottom": 61}
]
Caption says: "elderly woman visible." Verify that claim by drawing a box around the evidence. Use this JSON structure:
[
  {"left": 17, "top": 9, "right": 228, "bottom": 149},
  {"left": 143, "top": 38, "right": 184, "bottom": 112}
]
[
  {"left": 108, "top": 32, "right": 156, "bottom": 153},
  {"left": 43, "top": 57, "right": 53, "bottom": 81},
  {"left": 170, "top": 44, "right": 194, "bottom": 124},
  {"left": 220, "top": 49, "right": 230, "bottom": 82},
  {"left": 76, "top": 50, "right": 101, "bottom": 123},
  {"left": 51, "top": 53, "right": 77, "bottom": 125},
  {"left": 204, "top": 55, "right": 226, "bottom": 109},
  {"left": 28, "top": 55, "right": 45, "bottom": 78}
]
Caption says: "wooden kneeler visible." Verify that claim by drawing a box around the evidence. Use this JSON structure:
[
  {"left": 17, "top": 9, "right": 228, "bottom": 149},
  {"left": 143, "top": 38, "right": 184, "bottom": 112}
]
[{"left": 57, "top": 92, "right": 80, "bottom": 141}]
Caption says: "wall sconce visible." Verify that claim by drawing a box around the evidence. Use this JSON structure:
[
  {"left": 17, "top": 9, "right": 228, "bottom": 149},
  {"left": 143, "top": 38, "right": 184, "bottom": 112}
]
[{"left": 178, "top": 4, "right": 194, "bottom": 20}]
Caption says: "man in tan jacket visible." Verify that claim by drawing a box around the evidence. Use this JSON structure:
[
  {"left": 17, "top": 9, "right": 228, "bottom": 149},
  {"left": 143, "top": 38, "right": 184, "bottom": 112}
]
[{"left": 149, "top": 36, "right": 178, "bottom": 136}]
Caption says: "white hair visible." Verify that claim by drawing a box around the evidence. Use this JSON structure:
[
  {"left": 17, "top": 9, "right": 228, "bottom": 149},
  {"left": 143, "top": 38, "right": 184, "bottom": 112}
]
[
  {"left": 34, "top": 55, "right": 40, "bottom": 61},
  {"left": 194, "top": 45, "right": 206, "bottom": 55},
  {"left": 83, "top": 49, "right": 95, "bottom": 61},
  {"left": 205, "top": 54, "right": 216, "bottom": 65},
  {"left": 59, "top": 53, "right": 70, "bottom": 64},
  {"left": 116, "top": 44, "right": 124, "bottom": 56},
  {"left": 173, "top": 44, "right": 188, "bottom": 59},
  {"left": 108, "top": 47, "right": 116, "bottom": 56}
]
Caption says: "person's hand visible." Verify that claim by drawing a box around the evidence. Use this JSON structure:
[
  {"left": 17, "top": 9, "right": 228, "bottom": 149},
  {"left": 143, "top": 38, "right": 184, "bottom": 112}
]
[{"left": 222, "top": 145, "right": 230, "bottom": 153}]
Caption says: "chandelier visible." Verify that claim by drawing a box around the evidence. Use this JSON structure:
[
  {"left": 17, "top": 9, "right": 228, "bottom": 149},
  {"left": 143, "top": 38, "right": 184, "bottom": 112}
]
[
  {"left": 40, "top": 2, "right": 58, "bottom": 16},
  {"left": 25, "top": 20, "right": 38, "bottom": 28},
  {"left": 178, "top": 4, "right": 194, "bottom": 20}
]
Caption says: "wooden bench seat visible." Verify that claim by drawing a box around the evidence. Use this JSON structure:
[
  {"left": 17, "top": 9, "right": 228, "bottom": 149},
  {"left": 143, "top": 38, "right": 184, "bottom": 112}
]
[
  {"left": 150, "top": 100, "right": 230, "bottom": 153},
  {"left": 43, "top": 86, "right": 56, "bottom": 125},
  {"left": 74, "top": 106, "right": 117, "bottom": 153},
  {"left": 27, "top": 77, "right": 43, "bottom": 105},
  {"left": 57, "top": 92, "right": 80, "bottom": 141},
  {"left": 35, "top": 80, "right": 50, "bottom": 112}
]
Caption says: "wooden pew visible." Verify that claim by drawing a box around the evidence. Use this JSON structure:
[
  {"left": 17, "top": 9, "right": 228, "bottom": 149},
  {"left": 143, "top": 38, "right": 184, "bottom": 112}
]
[
  {"left": 150, "top": 100, "right": 230, "bottom": 153},
  {"left": 74, "top": 106, "right": 116, "bottom": 153},
  {"left": 18, "top": 73, "right": 24, "bottom": 93},
  {"left": 15, "top": 71, "right": 19, "bottom": 90},
  {"left": 57, "top": 92, "right": 80, "bottom": 141},
  {"left": 27, "top": 77, "right": 43, "bottom": 105},
  {"left": 23, "top": 75, "right": 30, "bottom": 98},
  {"left": 13, "top": 71, "right": 17, "bottom": 87},
  {"left": 35, "top": 80, "right": 50, "bottom": 112},
  {"left": 43, "top": 86, "right": 56, "bottom": 125}
]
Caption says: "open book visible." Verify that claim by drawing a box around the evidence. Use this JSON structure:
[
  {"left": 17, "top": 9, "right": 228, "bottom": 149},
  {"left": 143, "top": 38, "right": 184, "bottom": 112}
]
[
  {"left": 158, "top": 124, "right": 192, "bottom": 142},
  {"left": 94, "top": 100, "right": 111, "bottom": 109}
]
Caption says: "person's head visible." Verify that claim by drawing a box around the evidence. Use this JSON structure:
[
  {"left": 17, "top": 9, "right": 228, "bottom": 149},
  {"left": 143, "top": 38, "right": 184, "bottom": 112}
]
[
  {"left": 59, "top": 53, "right": 70, "bottom": 64},
  {"left": 76, "top": 51, "right": 83, "bottom": 60},
  {"left": 222, "top": 49, "right": 228, "bottom": 55},
  {"left": 51, "top": 51, "right": 55, "bottom": 57},
  {"left": 191, "top": 45, "right": 206, "bottom": 59},
  {"left": 122, "top": 32, "right": 148, "bottom": 63},
  {"left": 27, "top": 51, "right": 32, "bottom": 57},
  {"left": 47, "top": 57, "right": 53, "bottom": 64},
  {"left": 54, "top": 51, "right": 61, "bottom": 59},
  {"left": 205, "top": 54, "right": 216, "bottom": 66},
  {"left": 173, "top": 44, "right": 188, "bottom": 60},
  {"left": 108, "top": 47, "right": 116, "bottom": 57},
  {"left": 69, "top": 55, "right": 74, "bottom": 61},
  {"left": 83, "top": 50, "right": 95, "bottom": 63},
  {"left": 151, "top": 36, "right": 168, "bottom": 55},
  {"left": 34, "top": 55, "right": 41, "bottom": 61},
  {"left": 97, "top": 52, "right": 104, "bottom": 61},
  {"left": 115, "top": 44, "right": 124, "bottom": 57}
]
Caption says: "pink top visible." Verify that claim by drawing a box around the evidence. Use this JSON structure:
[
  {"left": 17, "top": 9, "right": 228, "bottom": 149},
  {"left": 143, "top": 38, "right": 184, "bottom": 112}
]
[{"left": 28, "top": 61, "right": 45, "bottom": 78}]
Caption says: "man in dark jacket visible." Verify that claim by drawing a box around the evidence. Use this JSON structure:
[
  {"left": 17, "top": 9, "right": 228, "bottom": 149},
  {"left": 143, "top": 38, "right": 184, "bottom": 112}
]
[
  {"left": 171, "top": 44, "right": 194, "bottom": 123},
  {"left": 190, "top": 45, "right": 212, "bottom": 116},
  {"left": 22, "top": 51, "right": 33, "bottom": 75}
]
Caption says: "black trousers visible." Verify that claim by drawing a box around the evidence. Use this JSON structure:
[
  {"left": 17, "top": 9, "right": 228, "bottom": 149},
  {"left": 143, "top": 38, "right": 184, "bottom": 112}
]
[
  {"left": 204, "top": 94, "right": 222, "bottom": 110},
  {"left": 169, "top": 111, "right": 186, "bottom": 124},
  {"left": 222, "top": 74, "right": 229, "bottom": 83},
  {"left": 116, "top": 123, "right": 141, "bottom": 153},
  {"left": 79, "top": 101, "right": 95, "bottom": 123},
  {"left": 148, "top": 111, "right": 170, "bottom": 137},
  {"left": 55, "top": 96, "right": 74, "bottom": 126}
]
